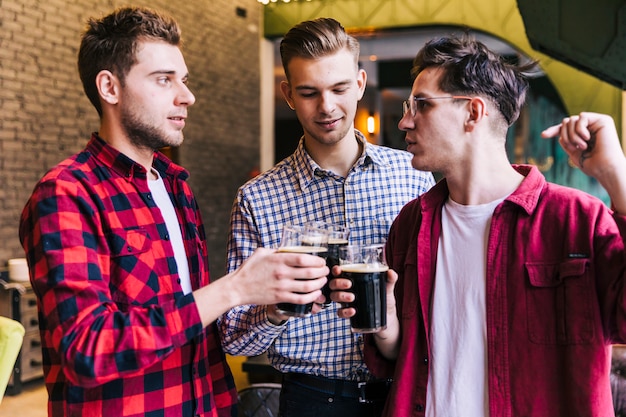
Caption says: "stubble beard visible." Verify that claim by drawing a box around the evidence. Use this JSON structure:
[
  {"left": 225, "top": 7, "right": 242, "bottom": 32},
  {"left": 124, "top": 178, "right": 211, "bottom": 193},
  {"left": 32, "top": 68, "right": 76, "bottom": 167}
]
[{"left": 121, "top": 107, "right": 183, "bottom": 152}]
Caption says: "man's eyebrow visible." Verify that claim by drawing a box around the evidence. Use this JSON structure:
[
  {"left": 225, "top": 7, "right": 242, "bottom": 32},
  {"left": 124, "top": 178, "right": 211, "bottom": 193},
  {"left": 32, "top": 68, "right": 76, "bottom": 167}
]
[
  {"left": 149, "top": 69, "right": 175, "bottom": 75},
  {"left": 149, "top": 70, "right": 190, "bottom": 76},
  {"left": 295, "top": 80, "right": 352, "bottom": 91},
  {"left": 148, "top": 70, "right": 190, "bottom": 80}
]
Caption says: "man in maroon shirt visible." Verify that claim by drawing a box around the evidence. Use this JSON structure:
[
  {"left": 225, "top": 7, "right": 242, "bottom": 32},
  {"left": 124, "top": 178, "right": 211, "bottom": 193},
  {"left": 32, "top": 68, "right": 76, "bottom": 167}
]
[
  {"left": 332, "top": 34, "right": 626, "bottom": 417},
  {"left": 19, "top": 7, "right": 328, "bottom": 417}
]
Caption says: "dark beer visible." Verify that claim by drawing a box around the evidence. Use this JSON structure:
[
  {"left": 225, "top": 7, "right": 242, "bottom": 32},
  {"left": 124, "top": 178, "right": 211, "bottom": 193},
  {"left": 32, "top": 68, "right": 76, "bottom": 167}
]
[
  {"left": 276, "top": 245, "right": 328, "bottom": 317},
  {"left": 323, "top": 237, "right": 349, "bottom": 305},
  {"left": 342, "top": 263, "right": 388, "bottom": 332}
]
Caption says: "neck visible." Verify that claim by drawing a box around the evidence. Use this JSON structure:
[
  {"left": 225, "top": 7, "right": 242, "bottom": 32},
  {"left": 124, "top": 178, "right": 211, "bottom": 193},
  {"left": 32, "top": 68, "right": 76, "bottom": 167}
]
[
  {"left": 99, "top": 122, "right": 155, "bottom": 176},
  {"left": 446, "top": 160, "right": 524, "bottom": 206},
  {"left": 304, "top": 131, "right": 362, "bottom": 178}
]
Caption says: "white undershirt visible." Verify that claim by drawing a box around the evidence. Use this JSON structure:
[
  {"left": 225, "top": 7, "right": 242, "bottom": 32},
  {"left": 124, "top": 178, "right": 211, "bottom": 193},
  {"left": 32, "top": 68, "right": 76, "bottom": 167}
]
[
  {"left": 148, "top": 170, "right": 192, "bottom": 295},
  {"left": 426, "top": 196, "right": 504, "bottom": 417}
]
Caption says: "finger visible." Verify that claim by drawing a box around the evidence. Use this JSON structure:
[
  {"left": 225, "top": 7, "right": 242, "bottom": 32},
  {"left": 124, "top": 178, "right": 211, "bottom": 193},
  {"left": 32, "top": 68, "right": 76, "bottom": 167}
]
[
  {"left": 573, "top": 113, "right": 592, "bottom": 141},
  {"left": 563, "top": 116, "right": 591, "bottom": 150},
  {"left": 542, "top": 118, "right": 589, "bottom": 150},
  {"left": 386, "top": 269, "right": 398, "bottom": 284},
  {"left": 279, "top": 252, "right": 328, "bottom": 268},
  {"left": 331, "top": 290, "right": 354, "bottom": 304},
  {"left": 311, "top": 303, "right": 324, "bottom": 314},
  {"left": 283, "top": 265, "right": 329, "bottom": 281},
  {"left": 314, "top": 293, "right": 326, "bottom": 304},
  {"left": 541, "top": 123, "right": 562, "bottom": 138},
  {"left": 294, "top": 277, "right": 327, "bottom": 294},
  {"left": 286, "top": 289, "right": 323, "bottom": 306},
  {"left": 331, "top": 265, "right": 342, "bottom": 278},
  {"left": 336, "top": 306, "right": 356, "bottom": 319},
  {"left": 330, "top": 277, "right": 353, "bottom": 290}
]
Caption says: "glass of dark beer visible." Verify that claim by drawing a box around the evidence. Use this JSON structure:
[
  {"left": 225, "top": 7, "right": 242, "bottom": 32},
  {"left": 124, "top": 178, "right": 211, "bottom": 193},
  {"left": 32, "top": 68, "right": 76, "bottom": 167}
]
[
  {"left": 339, "top": 244, "right": 388, "bottom": 333},
  {"left": 276, "top": 223, "right": 329, "bottom": 317},
  {"left": 321, "top": 224, "right": 350, "bottom": 307}
]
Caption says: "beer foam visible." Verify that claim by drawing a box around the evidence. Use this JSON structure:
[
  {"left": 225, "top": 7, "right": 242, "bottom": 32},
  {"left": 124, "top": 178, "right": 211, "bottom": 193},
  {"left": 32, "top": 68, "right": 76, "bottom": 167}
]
[
  {"left": 278, "top": 246, "right": 328, "bottom": 255},
  {"left": 301, "top": 235, "right": 326, "bottom": 245},
  {"left": 341, "top": 263, "right": 389, "bottom": 273}
]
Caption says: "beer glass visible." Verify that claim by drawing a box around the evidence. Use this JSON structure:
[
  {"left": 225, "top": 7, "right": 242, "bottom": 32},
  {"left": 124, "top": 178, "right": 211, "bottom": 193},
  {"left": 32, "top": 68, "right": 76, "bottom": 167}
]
[
  {"left": 339, "top": 244, "right": 388, "bottom": 332},
  {"left": 320, "top": 224, "right": 350, "bottom": 307},
  {"left": 276, "top": 223, "right": 329, "bottom": 317}
]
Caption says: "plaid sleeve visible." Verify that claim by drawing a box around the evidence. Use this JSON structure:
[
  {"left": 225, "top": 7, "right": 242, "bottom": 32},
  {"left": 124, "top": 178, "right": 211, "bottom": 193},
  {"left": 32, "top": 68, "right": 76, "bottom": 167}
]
[
  {"left": 20, "top": 177, "right": 204, "bottom": 388},
  {"left": 226, "top": 189, "right": 260, "bottom": 273},
  {"left": 218, "top": 188, "right": 287, "bottom": 356}
]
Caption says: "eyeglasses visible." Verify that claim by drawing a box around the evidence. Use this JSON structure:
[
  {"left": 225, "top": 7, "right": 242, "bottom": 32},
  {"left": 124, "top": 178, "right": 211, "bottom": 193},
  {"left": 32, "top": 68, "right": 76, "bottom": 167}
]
[{"left": 402, "top": 96, "right": 473, "bottom": 117}]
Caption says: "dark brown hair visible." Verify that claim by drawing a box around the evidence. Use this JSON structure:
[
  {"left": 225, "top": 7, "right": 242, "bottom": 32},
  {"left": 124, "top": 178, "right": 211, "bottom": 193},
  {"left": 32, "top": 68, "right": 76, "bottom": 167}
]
[
  {"left": 77, "top": 7, "right": 182, "bottom": 116},
  {"left": 412, "top": 34, "right": 537, "bottom": 130}
]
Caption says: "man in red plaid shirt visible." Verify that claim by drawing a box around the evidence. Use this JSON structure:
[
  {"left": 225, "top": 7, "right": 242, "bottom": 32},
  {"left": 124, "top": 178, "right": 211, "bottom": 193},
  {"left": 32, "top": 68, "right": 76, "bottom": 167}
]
[{"left": 19, "top": 7, "right": 328, "bottom": 417}]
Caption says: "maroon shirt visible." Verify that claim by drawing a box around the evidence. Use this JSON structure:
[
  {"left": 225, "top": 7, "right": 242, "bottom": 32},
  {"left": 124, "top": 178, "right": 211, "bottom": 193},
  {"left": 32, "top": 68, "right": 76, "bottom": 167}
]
[
  {"left": 19, "top": 134, "right": 236, "bottom": 416},
  {"left": 366, "top": 165, "right": 626, "bottom": 417}
]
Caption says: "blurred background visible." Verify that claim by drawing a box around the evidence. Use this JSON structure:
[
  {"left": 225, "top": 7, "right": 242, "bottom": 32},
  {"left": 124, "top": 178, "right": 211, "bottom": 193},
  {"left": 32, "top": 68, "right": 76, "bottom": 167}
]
[{"left": 0, "top": 0, "right": 623, "bottom": 414}]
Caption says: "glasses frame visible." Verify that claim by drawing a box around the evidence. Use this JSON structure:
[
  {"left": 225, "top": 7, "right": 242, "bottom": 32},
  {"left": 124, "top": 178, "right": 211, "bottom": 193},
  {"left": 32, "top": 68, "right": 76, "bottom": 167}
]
[{"left": 402, "top": 95, "right": 473, "bottom": 117}]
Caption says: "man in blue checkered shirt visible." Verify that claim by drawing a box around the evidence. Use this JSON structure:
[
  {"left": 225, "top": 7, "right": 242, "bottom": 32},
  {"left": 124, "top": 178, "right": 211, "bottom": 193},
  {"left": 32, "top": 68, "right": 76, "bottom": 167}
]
[{"left": 218, "top": 18, "right": 434, "bottom": 417}]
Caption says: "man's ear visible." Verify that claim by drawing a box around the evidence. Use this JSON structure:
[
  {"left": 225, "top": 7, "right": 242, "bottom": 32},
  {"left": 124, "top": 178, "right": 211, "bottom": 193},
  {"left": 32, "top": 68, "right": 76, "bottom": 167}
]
[
  {"left": 356, "top": 68, "right": 367, "bottom": 101},
  {"left": 95, "top": 70, "right": 120, "bottom": 105},
  {"left": 466, "top": 96, "right": 488, "bottom": 129},
  {"left": 279, "top": 80, "right": 295, "bottom": 110}
]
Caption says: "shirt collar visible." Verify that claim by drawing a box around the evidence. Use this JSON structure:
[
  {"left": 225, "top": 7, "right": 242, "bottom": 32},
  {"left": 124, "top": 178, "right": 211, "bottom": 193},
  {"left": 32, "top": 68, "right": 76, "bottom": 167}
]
[
  {"left": 291, "top": 130, "right": 388, "bottom": 190},
  {"left": 505, "top": 164, "right": 545, "bottom": 215},
  {"left": 420, "top": 164, "right": 545, "bottom": 215},
  {"left": 86, "top": 133, "right": 189, "bottom": 182}
]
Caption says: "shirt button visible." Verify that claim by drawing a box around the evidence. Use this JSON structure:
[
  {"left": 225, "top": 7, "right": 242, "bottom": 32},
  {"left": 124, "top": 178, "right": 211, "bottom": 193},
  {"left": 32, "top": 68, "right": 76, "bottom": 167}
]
[
  {"left": 147, "top": 194, "right": 152, "bottom": 200},
  {"left": 423, "top": 356, "right": 428, "bottom": 364},
  {"left": 164, "top": 234, "right": 170, "bottom": 240},
  {"left": 415, "top": 404, "right": 424, "bottom": 412}
]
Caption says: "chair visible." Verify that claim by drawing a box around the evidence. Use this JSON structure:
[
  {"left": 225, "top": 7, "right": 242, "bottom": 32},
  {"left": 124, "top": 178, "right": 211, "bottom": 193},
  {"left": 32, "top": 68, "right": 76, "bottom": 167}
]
[
  {"left": 237, "top": 382, "right": 281, "bottom": 417},
  {"left": 612, "top": 344, "right": 626, "bottom": 416},
  {"left": 0, "top": 316, "right": 25, "bottom": 404}
]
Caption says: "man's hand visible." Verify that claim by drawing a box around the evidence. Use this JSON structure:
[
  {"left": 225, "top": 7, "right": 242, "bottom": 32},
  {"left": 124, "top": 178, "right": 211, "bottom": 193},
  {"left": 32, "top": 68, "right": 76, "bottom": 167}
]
[
  {"left": 330, "top": 265, "right": 401, "bottom": 360},
  {"left": 542, "top": 112, "right": 626, "bottom": 214}
]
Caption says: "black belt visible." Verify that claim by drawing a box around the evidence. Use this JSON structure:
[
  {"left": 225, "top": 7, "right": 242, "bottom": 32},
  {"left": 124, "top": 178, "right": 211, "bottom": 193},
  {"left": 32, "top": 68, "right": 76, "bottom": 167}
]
[{"left": 283, "top": 373, "right": 392, "bottom": 404}]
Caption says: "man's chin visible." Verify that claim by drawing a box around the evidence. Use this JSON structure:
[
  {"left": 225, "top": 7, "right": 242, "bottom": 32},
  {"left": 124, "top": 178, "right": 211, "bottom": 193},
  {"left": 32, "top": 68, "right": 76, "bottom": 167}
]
[
  {"left": 410, "top": 156, "right": 430, "bottom": 172},
  {"left": 161, "top": 134, "right": 185, "bottom": 149}
]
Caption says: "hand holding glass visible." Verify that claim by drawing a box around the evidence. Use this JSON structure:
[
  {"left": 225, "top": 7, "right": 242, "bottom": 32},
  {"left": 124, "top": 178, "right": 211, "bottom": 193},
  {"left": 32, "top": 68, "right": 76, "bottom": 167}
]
[
  {"left": 309, "top": 223, "right": 350, "bottom": 307},
  {"left": 339, "top": 244, "right": 388, "bottom": 333},
  {"left": 276, "top": 224, "right": 329, "bottom": 317}
]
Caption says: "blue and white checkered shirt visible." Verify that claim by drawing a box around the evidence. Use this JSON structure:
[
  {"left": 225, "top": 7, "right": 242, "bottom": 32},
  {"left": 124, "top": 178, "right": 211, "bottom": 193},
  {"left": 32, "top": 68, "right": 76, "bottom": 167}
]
[{"left": 218, "top": 131, "right": 434, "bottom": 381}]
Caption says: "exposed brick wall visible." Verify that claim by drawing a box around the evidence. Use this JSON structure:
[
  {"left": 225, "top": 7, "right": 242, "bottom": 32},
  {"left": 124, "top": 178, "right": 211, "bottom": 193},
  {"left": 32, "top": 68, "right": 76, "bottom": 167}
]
[{"left": 0, "top": 0, "right": 261, "bottom": 278}]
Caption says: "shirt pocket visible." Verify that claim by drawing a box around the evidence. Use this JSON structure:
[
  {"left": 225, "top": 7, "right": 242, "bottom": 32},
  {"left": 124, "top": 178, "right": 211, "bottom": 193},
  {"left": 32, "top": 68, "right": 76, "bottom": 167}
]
[
  {"left": 107, "top": 227, "right": 158, "bottom": 307},
  {"left": 350, "top": 216, "right": 395, "bottom": 246},
  {"left": 525, "top": 258, "right": 594, "bottom": 345}
]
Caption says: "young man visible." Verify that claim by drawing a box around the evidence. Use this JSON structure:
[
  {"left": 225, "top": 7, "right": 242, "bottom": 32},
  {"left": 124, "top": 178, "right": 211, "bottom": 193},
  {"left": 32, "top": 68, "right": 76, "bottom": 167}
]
[
  {"left": 19, "top": 7, "right": 328, "bottom": 417},
  {"left": 218, "top": 18, "right": 434, "bottom": 417},
  {"left": 333, "top": 35, "right": 626, "bottom": 417}
]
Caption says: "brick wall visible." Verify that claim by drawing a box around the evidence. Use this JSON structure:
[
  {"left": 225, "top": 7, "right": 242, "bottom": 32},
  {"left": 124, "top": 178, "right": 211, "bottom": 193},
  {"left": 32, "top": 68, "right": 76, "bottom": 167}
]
[{"left": 0, "top": 0, "right": 261, "bottom": 279}]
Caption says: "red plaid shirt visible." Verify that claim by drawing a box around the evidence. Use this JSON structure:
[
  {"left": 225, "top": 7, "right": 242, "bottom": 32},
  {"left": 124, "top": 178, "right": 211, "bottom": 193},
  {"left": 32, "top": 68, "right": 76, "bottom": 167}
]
[{"left": 19, "top": 134, "right": 236, "bottom": 417}]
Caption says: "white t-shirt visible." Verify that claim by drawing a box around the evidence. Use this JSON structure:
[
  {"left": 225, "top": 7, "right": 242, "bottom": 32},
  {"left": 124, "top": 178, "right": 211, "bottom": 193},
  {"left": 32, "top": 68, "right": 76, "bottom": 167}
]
[
  {"left": 426, "top": 196, "right": 504, "bottom": 417},
  {"left": 148, "top": 170, "right": 192, "bottom": 295}
]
